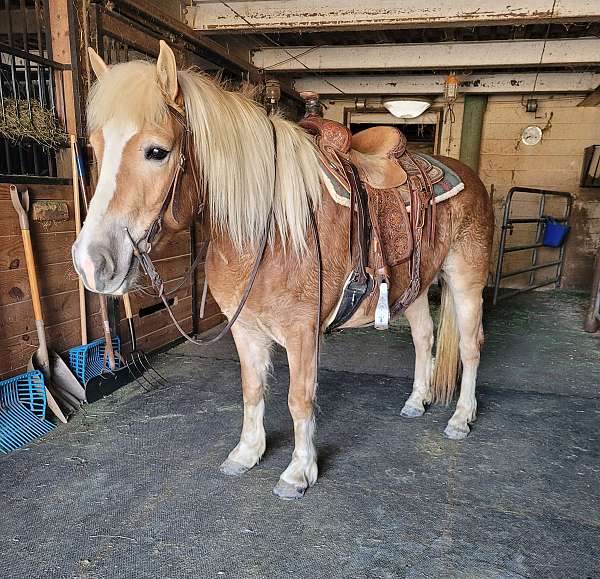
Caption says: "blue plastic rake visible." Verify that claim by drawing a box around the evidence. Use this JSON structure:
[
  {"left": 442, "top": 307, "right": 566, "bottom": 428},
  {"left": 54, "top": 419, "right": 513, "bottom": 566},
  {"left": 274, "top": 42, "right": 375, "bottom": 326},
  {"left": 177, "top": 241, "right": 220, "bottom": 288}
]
[
  {"left": 0, "top": 371, "right": 56, "bottom": 454},
  {"left": 68, "top": 337, "right": 122, "bottom": 385}
]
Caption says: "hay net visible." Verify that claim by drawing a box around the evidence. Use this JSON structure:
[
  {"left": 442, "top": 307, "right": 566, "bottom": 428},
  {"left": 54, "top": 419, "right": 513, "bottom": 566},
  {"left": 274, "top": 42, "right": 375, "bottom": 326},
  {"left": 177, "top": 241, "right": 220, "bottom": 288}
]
[{"left": 0, "top": 99, "right": 68, "bottom": 149}]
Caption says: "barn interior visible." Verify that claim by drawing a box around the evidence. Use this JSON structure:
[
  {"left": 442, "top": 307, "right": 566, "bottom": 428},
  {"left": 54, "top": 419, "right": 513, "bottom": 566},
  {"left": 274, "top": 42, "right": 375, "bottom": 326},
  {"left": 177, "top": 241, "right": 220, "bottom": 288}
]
[{"left": 1, "top": 2, "right": 599, "bottom": 578}]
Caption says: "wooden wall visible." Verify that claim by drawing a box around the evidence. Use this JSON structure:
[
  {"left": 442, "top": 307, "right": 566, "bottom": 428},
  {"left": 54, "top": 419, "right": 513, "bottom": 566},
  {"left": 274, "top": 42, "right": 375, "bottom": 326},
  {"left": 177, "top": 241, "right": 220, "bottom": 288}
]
[
  {"left": 324, "top": 94, "right": 600, "bottom": 291},
  {"left": 0, "top": 183, "right": 103, "bottom": 381},
  {"left": 479, "top": 95, "right": 600, "bottom": 290},
  {"left": 0, "top": 181, "right": 211, "bottom": 381}
]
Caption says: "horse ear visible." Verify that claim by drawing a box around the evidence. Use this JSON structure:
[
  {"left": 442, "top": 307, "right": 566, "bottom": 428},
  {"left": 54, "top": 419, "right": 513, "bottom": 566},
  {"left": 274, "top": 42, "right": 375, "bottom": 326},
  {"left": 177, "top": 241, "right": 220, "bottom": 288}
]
[
  {"left": 88, "top": 47, "right": 108, "bottom": 79},
  {"left": 156, "top": 40, "right": 178, "bottom": 103}
]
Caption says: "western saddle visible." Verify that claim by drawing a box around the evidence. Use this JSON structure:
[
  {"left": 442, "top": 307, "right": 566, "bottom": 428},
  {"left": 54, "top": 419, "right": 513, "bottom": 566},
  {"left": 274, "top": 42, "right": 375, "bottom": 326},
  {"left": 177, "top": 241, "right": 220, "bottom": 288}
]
[{"left": 298, "top": 95, "right": 437, "bottom": 330}]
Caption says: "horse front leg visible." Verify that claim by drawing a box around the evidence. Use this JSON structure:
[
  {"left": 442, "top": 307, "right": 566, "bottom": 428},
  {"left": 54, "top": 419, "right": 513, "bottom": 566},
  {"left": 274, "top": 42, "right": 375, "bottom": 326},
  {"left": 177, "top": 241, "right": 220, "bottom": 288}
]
[
  {"left": 273, "top": 329, "right": 318, "bottom": 499},
  {"left": 220, "top": 323, "right": 272, "bottom": 476}
]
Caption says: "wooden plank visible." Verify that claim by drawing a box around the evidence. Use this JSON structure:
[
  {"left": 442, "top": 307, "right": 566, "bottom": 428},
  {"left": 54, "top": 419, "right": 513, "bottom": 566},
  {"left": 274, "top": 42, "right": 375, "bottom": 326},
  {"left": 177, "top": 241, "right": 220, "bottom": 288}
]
[
  {"left": 187, "top": 0, "right": 600, "bottom": 33},
  {"left": 0, "top": 262, "right": 78, "bottom": 307},
  {"left": 134, "top": 255, "right": 192, "bottom": 291},
  {"left": 0, "top": 183, "right": 73, "bottom": 201},
  {"left": 48, "top": 0, "right": 78, "bottom": 135},
  {"left": 119, "top": 278, "right": 192, "bottom": 316},
  {"left": 294, "top": 72, "right": 600, "bottom": 96},
  {"left": 135, "top": 316, "right": 193, "bottom": 353},
  {"left": 0, "top": 200, "right": 76, "bottom": 236},
  {"left": 119, "top": 295, "right": 193, "bottom": 351},
  {"left": 0, "top": 232, "right": 76, "bottom": 272},
  {"left": 151, "top": 229, "right": 191, "bottom": 258},
  {"left": 0, "top": 290, "right": 100, "bottom": 341},
  {"left": 198, "top": 313, "right": 225, "bottom": 333},
  {"left": 254, "top": 39, "right": 600, "bottom": 72},
  {"left": 0, "top": 314, "right": 104, "bottom": 377}
]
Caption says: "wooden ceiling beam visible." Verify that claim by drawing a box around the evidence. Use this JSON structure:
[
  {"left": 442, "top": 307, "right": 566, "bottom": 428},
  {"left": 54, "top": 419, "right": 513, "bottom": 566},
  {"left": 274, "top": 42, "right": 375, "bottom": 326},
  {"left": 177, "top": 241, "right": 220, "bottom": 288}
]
[
  {"left": 253, "top": 38, "right": 600, "bottom": 72},
  {"left": 293, "top": 72, "right": 600, "bottom": 96},
  {"left": 186, "top": 0, "right": 600, "bottom": 33}
]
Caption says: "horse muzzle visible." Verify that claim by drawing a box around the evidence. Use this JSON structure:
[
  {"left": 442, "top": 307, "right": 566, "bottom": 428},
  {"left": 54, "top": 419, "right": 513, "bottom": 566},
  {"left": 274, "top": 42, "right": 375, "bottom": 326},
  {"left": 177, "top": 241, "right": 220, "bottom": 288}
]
[{"left": 72, "top": 234, "right": 137, "bottom": 295}]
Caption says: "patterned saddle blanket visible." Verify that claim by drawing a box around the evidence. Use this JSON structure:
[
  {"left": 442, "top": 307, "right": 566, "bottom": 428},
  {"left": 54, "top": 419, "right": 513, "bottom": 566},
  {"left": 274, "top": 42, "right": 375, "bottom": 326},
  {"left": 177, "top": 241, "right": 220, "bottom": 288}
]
[{"left": 321, "top": 152, "right": 464, "bottom": 212}]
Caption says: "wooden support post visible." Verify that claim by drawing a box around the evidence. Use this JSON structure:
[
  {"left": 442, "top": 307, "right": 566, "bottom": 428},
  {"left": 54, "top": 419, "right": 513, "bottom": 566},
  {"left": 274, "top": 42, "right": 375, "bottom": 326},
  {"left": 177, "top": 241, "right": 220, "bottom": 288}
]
[
  {"left": 459, "top": 95, "right": 488, "bottom": 173},
  {"left": 578, "top": 84, "right": 600, "bottom": 107},
  {"left": 48, "top": 0, "right": 82, "bottom": 180},
  {"left": 48, "top": 0, "right": 77, "bottom": 135}
]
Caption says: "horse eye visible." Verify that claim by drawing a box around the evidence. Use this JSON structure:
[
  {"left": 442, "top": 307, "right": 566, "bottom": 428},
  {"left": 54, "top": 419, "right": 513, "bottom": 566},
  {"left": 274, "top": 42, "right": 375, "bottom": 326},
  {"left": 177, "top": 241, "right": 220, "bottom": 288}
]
[{"left": 145, "top": 146, "right": 169, "bottom": 161}]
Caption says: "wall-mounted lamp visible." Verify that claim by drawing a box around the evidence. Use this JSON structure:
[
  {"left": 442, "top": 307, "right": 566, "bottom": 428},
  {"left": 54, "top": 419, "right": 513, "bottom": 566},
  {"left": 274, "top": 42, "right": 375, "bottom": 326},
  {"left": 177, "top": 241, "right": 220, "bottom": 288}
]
[
  {"left": 265, "top": 78, "right": 281, "bottom": 113},
  {"left": 382, "top": 98, "right": 431, "bottom": 119},
  {"left": 444, "top": 72, "right": 459, "bottom": 106}
]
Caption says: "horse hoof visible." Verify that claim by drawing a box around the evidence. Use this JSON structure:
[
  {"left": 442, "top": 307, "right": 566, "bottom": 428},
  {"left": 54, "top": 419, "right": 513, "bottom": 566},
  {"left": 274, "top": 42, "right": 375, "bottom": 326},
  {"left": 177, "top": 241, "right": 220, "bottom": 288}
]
[
  {"left": 220, "top": 459, "right": 250, "bottom": 476},
  {"left": 273, "top": 479, "right": 307, "bottom": 500},
  {"left": 401, "top": 403, "right": 424, "bottom": 418},
  {"left": 444, "top": 424, "right": 470, "bottom": 440}
]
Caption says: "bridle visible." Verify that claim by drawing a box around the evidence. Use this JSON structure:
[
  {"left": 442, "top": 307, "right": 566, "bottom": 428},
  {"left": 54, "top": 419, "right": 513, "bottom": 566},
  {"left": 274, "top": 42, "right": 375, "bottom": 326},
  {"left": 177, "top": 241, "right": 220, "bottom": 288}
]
[
  {"left": 125, "top": 104, "right": 323, "bottom": 361},
  {"left": 125, "top": 104, "right": 200, "bottom": 298}
]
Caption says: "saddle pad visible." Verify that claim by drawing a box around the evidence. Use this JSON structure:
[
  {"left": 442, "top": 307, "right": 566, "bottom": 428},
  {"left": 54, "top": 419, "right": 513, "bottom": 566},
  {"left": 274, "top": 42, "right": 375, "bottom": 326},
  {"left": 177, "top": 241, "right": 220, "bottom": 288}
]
[{"left": 321, "top": 152, "right": 464, "bottom": 210}]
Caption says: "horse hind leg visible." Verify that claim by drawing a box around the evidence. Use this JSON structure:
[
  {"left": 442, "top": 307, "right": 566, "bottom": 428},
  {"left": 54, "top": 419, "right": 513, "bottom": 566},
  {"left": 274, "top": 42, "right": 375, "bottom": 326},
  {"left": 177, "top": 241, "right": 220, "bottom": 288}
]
[
  {"left": 439, "top": 251, "right": 486, "bottom": 440},
  {"left": 220, "top": 323, "right": 272, "bottom": 476},
  {"left": 401, "top": 288, "right": 434, "bottom": 418}
]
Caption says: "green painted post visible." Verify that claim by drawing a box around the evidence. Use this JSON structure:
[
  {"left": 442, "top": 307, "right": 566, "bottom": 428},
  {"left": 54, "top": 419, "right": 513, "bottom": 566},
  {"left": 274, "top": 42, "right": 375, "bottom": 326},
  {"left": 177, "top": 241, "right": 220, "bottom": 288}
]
[{"left": 459, "top": 95, "right": 488, "bottom": 172}]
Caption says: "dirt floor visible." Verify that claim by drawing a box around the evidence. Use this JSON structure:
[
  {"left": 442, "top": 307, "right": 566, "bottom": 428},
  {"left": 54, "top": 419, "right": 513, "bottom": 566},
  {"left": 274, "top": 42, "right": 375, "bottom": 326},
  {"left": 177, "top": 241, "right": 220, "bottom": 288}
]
[{"left": 1, "top": 289, "right": 599, "bottom": 578}]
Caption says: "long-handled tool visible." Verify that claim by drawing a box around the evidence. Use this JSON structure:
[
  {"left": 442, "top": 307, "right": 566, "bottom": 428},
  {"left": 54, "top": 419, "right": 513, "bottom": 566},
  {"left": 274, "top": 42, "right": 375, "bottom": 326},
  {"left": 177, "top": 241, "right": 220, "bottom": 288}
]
[
  {"left": 71, "top": 135, "right": 88, "bottom": 347},
  {"left": 10, "top": 185, "right": 86, "bottom": 421},
  {"left": 122, "top": 293, "right": 168, "bottom": 391}
]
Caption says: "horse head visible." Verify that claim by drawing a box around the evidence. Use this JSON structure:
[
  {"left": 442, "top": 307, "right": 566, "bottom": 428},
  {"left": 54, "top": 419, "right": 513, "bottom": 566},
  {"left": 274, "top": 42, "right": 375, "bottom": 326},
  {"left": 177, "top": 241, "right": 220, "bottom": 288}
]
[{"left": 72, "top": 41, "right": 197, "bottom": 294}]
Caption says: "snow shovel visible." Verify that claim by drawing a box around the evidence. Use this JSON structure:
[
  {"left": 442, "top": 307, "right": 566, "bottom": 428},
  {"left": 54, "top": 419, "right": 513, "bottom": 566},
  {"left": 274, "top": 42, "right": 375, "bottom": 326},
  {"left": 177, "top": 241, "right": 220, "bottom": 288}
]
[{"left": 10, "top": 185, "right": 86, "bottom": 419}]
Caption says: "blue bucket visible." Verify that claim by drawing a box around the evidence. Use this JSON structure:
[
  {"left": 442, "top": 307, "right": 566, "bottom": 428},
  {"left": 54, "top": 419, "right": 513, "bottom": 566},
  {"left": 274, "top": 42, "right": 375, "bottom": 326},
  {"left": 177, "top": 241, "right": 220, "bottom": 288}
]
[{"left": 542, "top": 219, "right": 570, "bottom": 248}]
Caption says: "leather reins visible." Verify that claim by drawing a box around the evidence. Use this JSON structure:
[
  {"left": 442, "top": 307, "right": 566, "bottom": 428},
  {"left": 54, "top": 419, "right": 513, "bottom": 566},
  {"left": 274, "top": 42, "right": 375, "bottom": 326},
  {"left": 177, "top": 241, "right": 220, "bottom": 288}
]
[{"left": 125, "top": 106, "right": 323, "bottom": 366}]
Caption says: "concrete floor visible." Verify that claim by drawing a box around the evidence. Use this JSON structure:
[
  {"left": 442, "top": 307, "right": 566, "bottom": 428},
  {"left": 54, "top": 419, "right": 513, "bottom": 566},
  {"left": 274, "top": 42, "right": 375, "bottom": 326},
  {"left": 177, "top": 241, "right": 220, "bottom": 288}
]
[{"left": 1, "top": 290, "right": 599, "bottom": 578}]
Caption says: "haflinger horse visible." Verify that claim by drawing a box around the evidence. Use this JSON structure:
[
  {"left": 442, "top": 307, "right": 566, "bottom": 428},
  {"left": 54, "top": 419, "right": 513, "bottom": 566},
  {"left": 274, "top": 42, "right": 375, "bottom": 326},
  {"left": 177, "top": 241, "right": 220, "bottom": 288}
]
[{"left": 72, "top": 41, "right": 493, "bottom": 499}]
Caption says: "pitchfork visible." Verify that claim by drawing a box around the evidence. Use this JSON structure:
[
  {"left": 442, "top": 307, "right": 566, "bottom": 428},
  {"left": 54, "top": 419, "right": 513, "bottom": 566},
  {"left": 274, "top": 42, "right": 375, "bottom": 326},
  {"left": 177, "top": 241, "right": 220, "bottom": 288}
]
[{"left": 122, "top": 294, "right": 169, "bottom": 391}]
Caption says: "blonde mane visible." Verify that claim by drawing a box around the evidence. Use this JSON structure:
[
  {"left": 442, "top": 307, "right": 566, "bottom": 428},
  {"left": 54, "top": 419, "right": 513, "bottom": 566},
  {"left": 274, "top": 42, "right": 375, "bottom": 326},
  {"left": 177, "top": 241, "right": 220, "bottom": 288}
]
[{"left": 87, "top": 61, "right": 321, "bottom": 253}]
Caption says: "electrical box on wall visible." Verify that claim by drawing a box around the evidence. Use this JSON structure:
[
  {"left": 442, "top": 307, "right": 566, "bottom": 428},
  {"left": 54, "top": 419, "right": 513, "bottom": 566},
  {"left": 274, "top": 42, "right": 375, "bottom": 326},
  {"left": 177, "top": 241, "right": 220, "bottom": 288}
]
[{"left": 581, "top": 145, "right": 600, "bottom": 187}]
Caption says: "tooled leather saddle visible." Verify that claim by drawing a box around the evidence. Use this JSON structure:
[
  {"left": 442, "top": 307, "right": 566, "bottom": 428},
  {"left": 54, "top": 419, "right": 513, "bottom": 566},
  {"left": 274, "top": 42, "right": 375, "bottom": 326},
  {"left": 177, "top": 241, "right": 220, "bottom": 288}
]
[{"left": 299, "top": 113, "right": 440, "bottom": 331}]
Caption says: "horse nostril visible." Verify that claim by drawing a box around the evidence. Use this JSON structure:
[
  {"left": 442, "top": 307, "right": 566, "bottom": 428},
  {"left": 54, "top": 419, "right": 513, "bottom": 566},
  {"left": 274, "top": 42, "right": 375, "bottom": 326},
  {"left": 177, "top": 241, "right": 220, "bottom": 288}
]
[
  {"left": 78, "top": 244, "right": 117, "bottom": 291},
  {"left": 94, "top": 247, "right": 116, "bottom": 281}
]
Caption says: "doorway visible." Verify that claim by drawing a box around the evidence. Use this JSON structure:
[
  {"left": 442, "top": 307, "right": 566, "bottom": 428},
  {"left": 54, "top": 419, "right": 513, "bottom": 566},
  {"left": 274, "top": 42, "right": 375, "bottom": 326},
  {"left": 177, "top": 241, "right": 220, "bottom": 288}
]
[{"left": 348, "top": 110, "right": 441, "bottom": 155}]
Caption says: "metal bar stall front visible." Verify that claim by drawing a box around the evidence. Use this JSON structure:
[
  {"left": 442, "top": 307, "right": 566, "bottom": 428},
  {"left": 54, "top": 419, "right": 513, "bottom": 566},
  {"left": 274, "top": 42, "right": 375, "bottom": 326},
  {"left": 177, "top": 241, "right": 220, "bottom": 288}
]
[
  {"left": 0, "top": 3, "right": 70, "bottom": 180},
  {"left": 493, "top": 187, "right": 573, "bottom": 305}
]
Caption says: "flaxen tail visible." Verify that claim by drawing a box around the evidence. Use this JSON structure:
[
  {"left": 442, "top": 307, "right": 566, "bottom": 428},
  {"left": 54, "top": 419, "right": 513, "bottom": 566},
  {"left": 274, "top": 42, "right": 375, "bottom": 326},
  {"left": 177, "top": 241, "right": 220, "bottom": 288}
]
[{"left": 432, "top": 280, "right": 461, "bottom": 404}]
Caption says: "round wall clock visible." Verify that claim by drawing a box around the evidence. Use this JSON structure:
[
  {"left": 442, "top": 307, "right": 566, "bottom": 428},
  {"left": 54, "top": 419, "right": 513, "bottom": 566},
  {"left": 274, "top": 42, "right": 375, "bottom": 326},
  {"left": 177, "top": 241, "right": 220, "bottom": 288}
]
[{"left": 521, "top": 125, "right": 543, "bottom": 146}]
